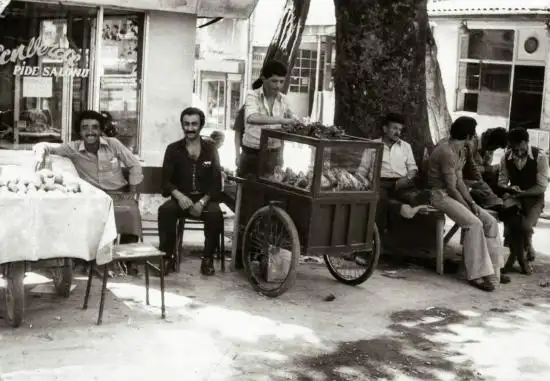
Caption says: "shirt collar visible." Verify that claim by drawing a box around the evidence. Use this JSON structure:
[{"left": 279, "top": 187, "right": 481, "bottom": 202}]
[
  {"left": 78, "top": 136, "right": 108, "bottom": 152},
  {"left": 257, "top": 87, "right": 282, "bottom": 102},
  {"left": 377, "top": 137, "right": 402, "bottom": 147},
  {"left": 506, "top": 145, "right": 534, "bottom": 160}
]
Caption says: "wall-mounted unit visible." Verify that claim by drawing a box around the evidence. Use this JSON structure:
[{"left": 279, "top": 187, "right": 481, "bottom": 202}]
[{"left": 516, "top": 29, "right": 548, "bottom": 63}]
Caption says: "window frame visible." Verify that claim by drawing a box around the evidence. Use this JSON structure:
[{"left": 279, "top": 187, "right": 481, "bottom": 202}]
[{"left": 455, "top": 27, "right": 517, "bottom": 118}]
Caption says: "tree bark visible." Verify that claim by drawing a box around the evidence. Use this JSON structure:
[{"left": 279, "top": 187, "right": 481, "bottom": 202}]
[
  {"left": 262, "top": 0, "right": 311, "bottom": 92},
  {"left": 333, "top": 0, "right": 431, "bottom": 162},
  {"left": 426, "top": 27, "right": 452, "bottom": 143}
]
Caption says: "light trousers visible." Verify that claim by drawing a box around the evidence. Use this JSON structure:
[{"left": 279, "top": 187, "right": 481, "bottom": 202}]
[{"left": 431, "top": 190, "right": 504, "bottom": 281}]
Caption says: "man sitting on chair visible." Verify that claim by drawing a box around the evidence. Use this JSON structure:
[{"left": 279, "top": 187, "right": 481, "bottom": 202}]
[{"left": 158, "top": 107, "right": 223, "bottom": 276}]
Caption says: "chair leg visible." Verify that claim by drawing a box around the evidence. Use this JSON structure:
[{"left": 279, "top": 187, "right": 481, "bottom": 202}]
[
  {"left": 83, "top": 263, "right": 94, "bottom": 310},
  {"left": 160, "top": 257, "right": 166, "bottom": 319},
  {"left": 220, "top": 230, "right": 225, "bottom": 272},
  {"left": 145, "top": 261, "right": 150, "bottom": 306},
  {"left": 97, "top": 265, "right": 109, "bottom": 325},
  {"left": 436, "top": 216, "right": 445, "bottom": 275}
]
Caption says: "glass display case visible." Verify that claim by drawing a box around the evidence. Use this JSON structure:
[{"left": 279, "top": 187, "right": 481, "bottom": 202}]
[{"left": 257, "top": 129, "right": 383, "bottom": 197}]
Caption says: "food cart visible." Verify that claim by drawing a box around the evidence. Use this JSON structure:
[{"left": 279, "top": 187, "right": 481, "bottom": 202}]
[
  {"left": 0, "top": 153, "right": 116, "bottom": 327},
  {"left": 232, "top": 127, "right": 383, "bottom": 297}
]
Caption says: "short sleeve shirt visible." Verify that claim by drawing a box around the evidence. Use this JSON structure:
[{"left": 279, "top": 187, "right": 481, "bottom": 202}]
[{"left": 426, "top": 139, "right": 466, "bottom": 190}]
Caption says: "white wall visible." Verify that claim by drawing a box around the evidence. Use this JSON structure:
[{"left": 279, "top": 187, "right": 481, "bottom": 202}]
[{"left": 140, "top": 11, "right": 197, "bottom": 167}]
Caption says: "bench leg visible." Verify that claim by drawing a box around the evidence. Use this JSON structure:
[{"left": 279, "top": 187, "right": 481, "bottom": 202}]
[
  {"left": 436, "top": 217, "right": 445, "bottom": 275},
  {"left": 160, "top": 257, "right": 166, "bottom": 319},
  {"left": 145, "top": 261, "right": 150, "bottom": 306},
  {"left": 220, "top": 230, "right": 225, "bottom": 272}
]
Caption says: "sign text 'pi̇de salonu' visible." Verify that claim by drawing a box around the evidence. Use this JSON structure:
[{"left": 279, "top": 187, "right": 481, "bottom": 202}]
[{"left": 0, "top": 36, "right": 89, "bottom": 78}]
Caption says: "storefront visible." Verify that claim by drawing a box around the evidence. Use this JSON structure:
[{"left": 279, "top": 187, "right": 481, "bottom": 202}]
[
  {"left": 429, "top": 0, "right": 550, "bottom": 150},
  {"left": 0, "top": 0, "right": 257, "bottom": 165}
]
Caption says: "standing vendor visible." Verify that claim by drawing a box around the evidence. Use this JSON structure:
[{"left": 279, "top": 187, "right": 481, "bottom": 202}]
[
  {"left": 238, "top": 60, "right": 300, "bottom": 177},
  {"left": 33, "top": 110, "right": 144, "bottom": 275}
]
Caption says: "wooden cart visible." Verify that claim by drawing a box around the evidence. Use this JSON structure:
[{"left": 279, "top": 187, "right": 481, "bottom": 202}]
[{"left": 233, "top": 130, "right": 384, "bottom": 297}]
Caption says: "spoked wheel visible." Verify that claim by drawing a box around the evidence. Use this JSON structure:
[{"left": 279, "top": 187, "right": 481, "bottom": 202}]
[
  {"left": 242, "top": 205, "right": 300, "bottom": 298},
  {"left": 2, "top": 261, "right": 26, "bottom": 328},
  {"left": 52, "top": 258, "right": 73, "bottom": 298},
  {"left": 324, "top": 224, "right": 381, "bottom": 286}
]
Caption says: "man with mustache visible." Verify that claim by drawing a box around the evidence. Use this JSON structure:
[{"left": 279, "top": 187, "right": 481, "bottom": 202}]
[
  {"left": 158, "top": 107, "right": 223, "bottom": 276},
  {"left": 33, "top": 110, "right": 144, "bottom": 275},
  {"left": 498, "top": 128, "right": 548, "bottom": 274},
  {"left": 358, "top": 113, "right": 429, "bottom": 234}
]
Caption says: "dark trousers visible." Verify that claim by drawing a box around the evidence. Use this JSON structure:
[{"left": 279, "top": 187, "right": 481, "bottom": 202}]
[
  {"left": 237, "top": 146, "right": 281, "bottom": 177},
  {"left": 502, "top": 196, "right": 544, "bottom": 265},
  {"left": 158, "top": 198, "right": 223, "bottom": 260},
  {"left": 377, "top": 178, "right": 426, "bottom": 232}
]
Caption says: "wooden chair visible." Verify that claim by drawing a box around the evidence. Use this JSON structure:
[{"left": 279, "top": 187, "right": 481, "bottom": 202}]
[{"left": 82, "top": 203, "right": 166, "bottom": 325}]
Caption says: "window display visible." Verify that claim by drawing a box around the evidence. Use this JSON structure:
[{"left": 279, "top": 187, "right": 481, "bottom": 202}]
[{"left": 0, "top": 1, "right": 93, "bottom": 150}]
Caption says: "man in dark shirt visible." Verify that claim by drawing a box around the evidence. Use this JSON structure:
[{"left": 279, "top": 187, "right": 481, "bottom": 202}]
[
  {"left": 426, "top": 116, "right": 506, "bottom": 292},
  {"left": 498, "top": 128, "right": 548, "bottom": 274},
  {"left": 158, "top": 107, "right": 223, "bottom": 276}
]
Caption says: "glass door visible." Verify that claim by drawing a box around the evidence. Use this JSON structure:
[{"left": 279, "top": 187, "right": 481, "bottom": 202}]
[
  {"left": 98, "top": 12, "right": 143, "bottom": 153},
  {"left": 203, "top": 79, "right": 226, "bottom": 129},
  {"left": 0, "top": 1, "right": 95, "bottom": 149}
]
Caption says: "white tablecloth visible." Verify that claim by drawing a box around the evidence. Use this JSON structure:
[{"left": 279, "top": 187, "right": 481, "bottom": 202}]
[{"left": 0, "top": 155, "right": 116, "bottom": 265}]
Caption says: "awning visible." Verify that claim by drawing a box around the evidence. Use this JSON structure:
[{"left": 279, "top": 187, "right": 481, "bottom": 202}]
[
  {"left": 0, "top": 0, "right": 11, "bottom": 15},
  {"left": 18, "top": 0, "right": 259, "bottom": 19}
]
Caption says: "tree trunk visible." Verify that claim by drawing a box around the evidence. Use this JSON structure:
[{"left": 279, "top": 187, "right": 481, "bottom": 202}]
[
  {"left": 426, "top": 27, "right": 452, "bottom": 143},
  {"left": 262, "top": 0, "right": 311, "bottom": 92},
  {"left": 333, "top": 0, "right": 431, "bottom": 162}
]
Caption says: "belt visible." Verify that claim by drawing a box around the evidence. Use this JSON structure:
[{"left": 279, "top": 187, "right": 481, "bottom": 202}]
[{"left": 380, "top": 177, "right": 400, "bottom": 182}]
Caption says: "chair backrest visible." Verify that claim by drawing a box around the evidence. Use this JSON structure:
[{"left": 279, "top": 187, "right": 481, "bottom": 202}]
[{"left": 136, "top": 166, "right": 163, "bottom": 195}]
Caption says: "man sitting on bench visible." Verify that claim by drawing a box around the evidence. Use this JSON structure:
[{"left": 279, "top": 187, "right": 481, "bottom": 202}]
[
  {"left": 358, "top": 113, "right": 430, "bottom": 235},
  {"left": 426, "top": 116, "right": 507, "bottom": 292}
]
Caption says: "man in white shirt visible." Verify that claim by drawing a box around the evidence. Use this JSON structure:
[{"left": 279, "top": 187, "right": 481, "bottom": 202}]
[
  {"left": 238, "top": 60, "right": 299, "bottom": 177},
  {"left": 358, "top": 113, "right": 426, "bottom": 232}
]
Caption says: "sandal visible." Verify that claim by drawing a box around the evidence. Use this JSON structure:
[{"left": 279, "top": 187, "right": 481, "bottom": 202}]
[
  {"left": 520, "top": 263, "right": 534, "bottom": 276},
  {"left": 200, "top": 258, "right": 215, "bottom": 276},
  {"left": 469, "top": 277, "right": 495, "bottom": 292}
]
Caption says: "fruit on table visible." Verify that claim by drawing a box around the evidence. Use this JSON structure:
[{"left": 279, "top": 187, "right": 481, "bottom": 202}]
[{"left": 0, "top": 168, "right": 82, "bottom": 195}]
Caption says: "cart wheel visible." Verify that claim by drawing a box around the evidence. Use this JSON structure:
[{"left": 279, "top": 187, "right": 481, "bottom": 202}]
[
  {"left": 53, "top": 258, "right": 73, "bottom": 298},
  {"left": 3, "top": 262, "right": 25, "bottom": 328},
  {"left": 324, "top": 224, "right": 381, "bottom": 286},
  {"left": 242, "top": 205, "right": 300, "bottom": 298}
]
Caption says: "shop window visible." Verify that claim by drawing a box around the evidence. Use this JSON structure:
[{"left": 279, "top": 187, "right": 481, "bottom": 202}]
[
  {"left": 0, "top": 1, "right": 94, "bottom": 150},
  {"left": 289, "top": 49, "right": 318, "bottom": 94},
  {"left": 456, "top": 29, "right": 514, "bottom": 117},
  {"left": 98, "top": 13, "right": 143, "bottom": 153}
]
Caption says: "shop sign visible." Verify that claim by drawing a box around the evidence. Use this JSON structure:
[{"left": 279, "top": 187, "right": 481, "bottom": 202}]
[{"left": 0, "top": 36, "right": 89, "bottom": 78}]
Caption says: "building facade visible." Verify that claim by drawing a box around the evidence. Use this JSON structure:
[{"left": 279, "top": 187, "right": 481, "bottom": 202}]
[
  {"left": 0, "top": 0, "right": 257, "bottom": 166},
  {"left": 430, "top": 0, "right": 550, "bottom": 149}
]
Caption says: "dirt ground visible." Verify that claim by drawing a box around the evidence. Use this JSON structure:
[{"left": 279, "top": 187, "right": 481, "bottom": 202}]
[{"left": 1, "top": 248, "right": 550, "bottom": 381}]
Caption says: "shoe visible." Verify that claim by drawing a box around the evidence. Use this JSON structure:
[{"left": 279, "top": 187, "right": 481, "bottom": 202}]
[
  {"left": 500, "top": 274, "right": 511, "bottom": 284},
  {"left": 520, "top": 263, "right": 534, "bottom": 275},
  {"left": 469, "top": 277, "right": 495, "bottom": 292},
  {"left": 200, "top": 257, "right": 215, "bottom": 276}
]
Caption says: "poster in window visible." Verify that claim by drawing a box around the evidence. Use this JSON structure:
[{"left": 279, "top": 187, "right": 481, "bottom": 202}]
[{"left": 22, "top": 76, "right": 53, "bottom": 98}]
